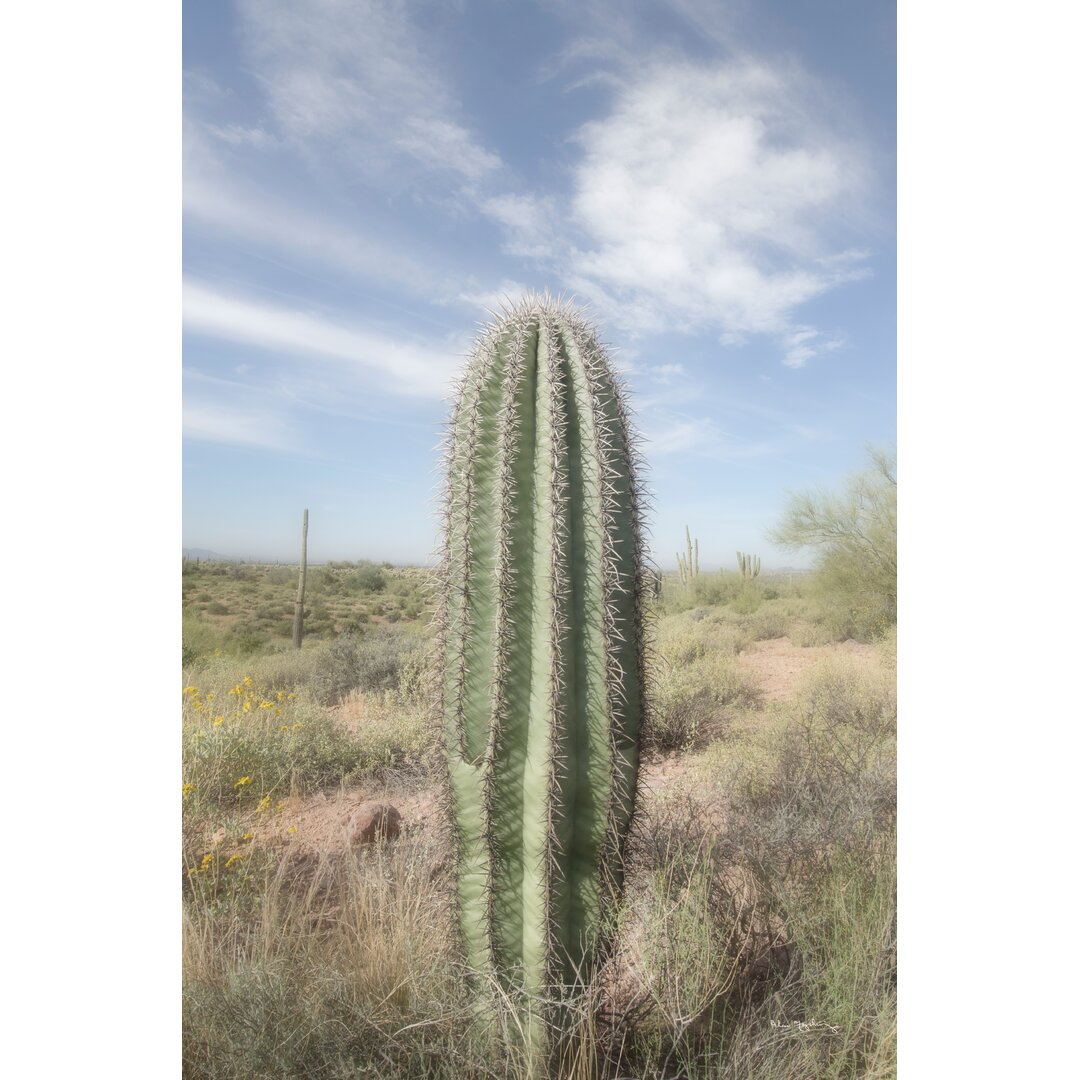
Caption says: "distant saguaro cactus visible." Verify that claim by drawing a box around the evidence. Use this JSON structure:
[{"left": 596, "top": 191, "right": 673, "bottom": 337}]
[
  {"left": 737, "top": 550, "right": 761, "bottom": 581},
  {"left": 292, "top": 509, "right": 308, "bottom": 648},
  {"left": 677, "top": 526, "right": 701, "bottom": 584},
  {"left": 434, "top": 297, "right": 650, "bottom": 1055}
]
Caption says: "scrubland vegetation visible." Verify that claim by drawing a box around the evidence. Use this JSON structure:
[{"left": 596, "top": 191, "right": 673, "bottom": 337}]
[{"left": 182, "top": 455, "right": 896, "bottom": 1078}]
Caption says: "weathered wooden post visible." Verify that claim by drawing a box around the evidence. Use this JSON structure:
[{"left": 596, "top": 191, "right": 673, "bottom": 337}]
[{"left": 291, "top": 509, "right": 308, "bottom": 649}]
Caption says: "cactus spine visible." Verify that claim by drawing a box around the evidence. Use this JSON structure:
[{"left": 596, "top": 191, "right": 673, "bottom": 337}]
[
  {"left": 736, "top": 550, "right": 761, "bottom": 581},
  {"left": 435, "top": 298, "right": 650, "bottom": 1032}
]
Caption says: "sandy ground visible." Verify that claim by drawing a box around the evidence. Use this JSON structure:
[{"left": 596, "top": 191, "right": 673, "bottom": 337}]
[{"left": 737, "top": 636, "right": 880, "bottom": 701}]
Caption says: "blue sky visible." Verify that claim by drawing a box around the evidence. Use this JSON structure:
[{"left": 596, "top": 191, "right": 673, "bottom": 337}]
[{"left": 183, "top": 0, "right": 895, "bottom": 567}]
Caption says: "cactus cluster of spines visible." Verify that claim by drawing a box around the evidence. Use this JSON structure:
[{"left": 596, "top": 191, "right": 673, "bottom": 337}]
[
  {"left": 433, "top": 296, "right": 652, "bottom": 1024},
  {"left": 737, "top": 550, "right": 761, "bottom": 580},
  {"left": 676, "top": 526, "right": 700, "bottom": 585}
]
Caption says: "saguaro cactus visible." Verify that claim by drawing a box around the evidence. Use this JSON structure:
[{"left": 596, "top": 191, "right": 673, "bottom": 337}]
[
  {"left": 677, "top": 527, "right": 701, "bottom": 584},
  {"left": 736, "top": 550, "right": 761, "bottom": 581},
  {"left": 292, "top": 509, "right": 309, "bottom": 648},
  {"left": 434, "top": 297, "right": 650, "bottom": 1035}
]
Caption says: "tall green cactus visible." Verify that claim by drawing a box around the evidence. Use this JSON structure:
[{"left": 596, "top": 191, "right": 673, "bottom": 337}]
[
  {"left": 434, "top": 297, "right": 650, "bottom": 1032},
  {"left": 677, "top": 527, "right": 701, "bottom": 584},
  {"left": 737, "top": 550, "right": 761, "bottom": 580}
]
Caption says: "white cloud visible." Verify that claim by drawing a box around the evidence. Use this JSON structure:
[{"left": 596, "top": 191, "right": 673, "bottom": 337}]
[
  {"left": 183, "top": 124, "right": 450, "bottom": 294},
  {"left": 183, "top": 397, "right": 296, "bottom": 451},
  {"left": 205, "top": 123, "right": 276, "bottom": 148},
  {"left": 565, "top": 60, "right": 870, "bottom": 342},
  {"left": 455, "top": 279, "right": 534, "bottom": 315},
  {"left": 183, "top": 279, "right": 463, "bottom": 399},
  {"left": 781, "top": 326, "right": 844, "bottom": 368},
  {"left": 236, "top": 0, "right": 501, "bottom": 186},
  {"left": 648, "top": 362, "right": 686, "bottom": 384},
  {"left": 641, "top": 414, "right": 776, "bottom": 459},
  {"left": 481, "top": 194, "right": 561, "bottom": 258}
]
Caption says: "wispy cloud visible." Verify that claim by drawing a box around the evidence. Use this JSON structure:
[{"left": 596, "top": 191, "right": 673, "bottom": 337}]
[
  {"left": 236, "top": 0, "right": 501, "bottom": 189},
  {"left": 183, "top": 279, "right": 464, "bottom": 399},
  {"left": 183, "top": 396, "right": 296, "bottom": 451},
  {"left": 641, "top": 414, "right": 777, "bottom": 459},
  {"left": 183, "top": 125, "right": 451, "bottom": 295},
  {"left": 781, "top": 326, "right": 844, "bottom": 369},
  {"left": 455, "top": 279, "right": 535, "bottom": 316},
  {"left": 648, "top": 363, "right": 686, "bottom": 385}
]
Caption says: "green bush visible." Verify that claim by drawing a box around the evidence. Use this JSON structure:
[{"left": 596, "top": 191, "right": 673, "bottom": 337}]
[
  {"left": 309, "top": 625, "right": 424, "bottom": 705},
  {"left": 650, "top": 652, "right": 760, "bottom": 750},
  {"left": 770, "top": 447, "right": 896, "bottom": 642}
]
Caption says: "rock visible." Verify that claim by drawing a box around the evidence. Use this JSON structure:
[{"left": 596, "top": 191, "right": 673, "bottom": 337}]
[{"left": 347, "top": 802, "right": 402, "bottom": 844}]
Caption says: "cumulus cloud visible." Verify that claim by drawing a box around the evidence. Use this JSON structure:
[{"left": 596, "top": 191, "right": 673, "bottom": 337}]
[{"left": 564, "top": 60, "right": 870, "bottom": 340}]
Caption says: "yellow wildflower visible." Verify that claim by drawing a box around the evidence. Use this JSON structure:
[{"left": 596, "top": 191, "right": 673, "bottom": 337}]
[
  {"left": 256, "top": 795, "right": 271, "bottom": 813},
  {"left": 259, "top": 701, "right": 273, "bottom": 710},
  {"left": 206, "top": 692, "right": 215, "bottom": 701},
  {"left": 276, "top": 691, "right": 287, "bottom": 702},
  {"left": 182, "top": 783, "right": 195, "bottom": 795},
  {"left": 287, "top": 692, "right": 297, "bottom": 700},
  {"left": 275, "top": 708, "right": 283, "bottom": 716},
  {"left": 228, "top": 686, "right": 241, "bottom": 696},
  {"left": 234, "top": 776, "right": 252, "bottom": 788},
  {"left": 241, "top": 831, "right": 254, "bottom": 841},
  {"left": 183, "top": 687, "right": 198, "bottom": 695},
  {"left": 287, "top": 826, "right": 297, "bottom": 835},
  {"left": 225, "top": 854, "right": 242, "bottom": 869},
  {"left": 213, "top": 716, "right": 224, "bottom": 726},
  {"left": 243, "top": 701, "right": 252, "bottom": 713},
  {"left": 200, "top": 853, "right": 214, "bottom": 869},
  {"left": 242, "top": 676, "right": 254, "bottom": 688}
]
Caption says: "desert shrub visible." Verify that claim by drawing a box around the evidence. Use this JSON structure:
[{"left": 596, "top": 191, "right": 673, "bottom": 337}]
[
  {"left": 351, "top": 562, "right": 387, "bottom": 593},
  {"left": 739, "top": 607, "right": 789, "bottom": 641},
  {"left": 770, "top": 447, "right": 896, "bottom": 642},
  {"left": 310, "top": 635, "right": 364, "bottom": 705},
  {"left": 660, "top": 571, "right": 744, "bottom": 615},
  {"left": 181, "top": 683, "right": 428, "bottom": 815},
  {"left": 228, "top": 620, "right": 269, "bottom": 656},
  {"left": 650, "top": 652, "right": 761, "bottom": 750},
  {"left": 310, "top": 625, "right": 425, "bottom": 705},
  {"left": 656, "top": 611, "right": 752, "bottom": 663},
  {"left": 730, "top": 584, "right": 763, "bottom": 615},
  {"left": 704, "top": 660, "right": 896, "bottom": 880}
]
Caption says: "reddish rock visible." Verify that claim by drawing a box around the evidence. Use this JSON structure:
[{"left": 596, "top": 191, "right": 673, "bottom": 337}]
[{"left": 347, "top": 802, "right": 402, "bottom": 844}]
